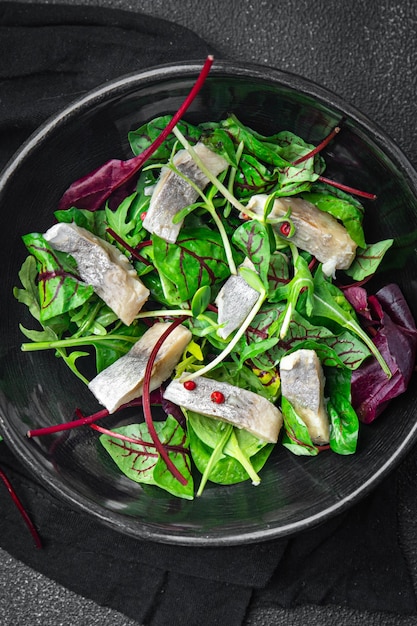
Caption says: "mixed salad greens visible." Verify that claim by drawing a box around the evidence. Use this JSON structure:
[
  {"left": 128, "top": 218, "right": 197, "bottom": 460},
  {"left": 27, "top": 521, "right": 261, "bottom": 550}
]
[{"left": 14, "top": 59, "right": 417, "bottom": 500}]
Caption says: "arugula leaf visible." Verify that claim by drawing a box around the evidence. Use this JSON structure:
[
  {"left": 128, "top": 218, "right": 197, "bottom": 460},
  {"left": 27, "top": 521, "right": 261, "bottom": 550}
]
[
  {"left": 311, "top": 266, "right": 391, "bottom": 376},
  {"left": 105, "top": 190, "right": 148, "bottom": 248},
  {"left": 14, "top": 255, "right": 44, "bottom": 322}
]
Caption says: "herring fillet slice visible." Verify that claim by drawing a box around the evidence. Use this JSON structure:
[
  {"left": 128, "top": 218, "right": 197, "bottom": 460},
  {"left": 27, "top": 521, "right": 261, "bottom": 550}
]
[
  {"left": 88, "top": 322, "right": 192, "bottom": 413},
  {"left": 142, "top": 142, "right": 228, "bottom": 243},
  {"left": 44, "top": 222, "right": 149, "bottom": 326},
  {"left": 245, "top": 194, "right": 357, "bottom": 276},
  {"left": 215, "top": 258, "right": 259, "bottom": 339},
  {"left": 163, "top": 374, "right": 283, "bottom": 443},
  {"left": 280, "top": 349, "right": 330, "bottom": 444}
]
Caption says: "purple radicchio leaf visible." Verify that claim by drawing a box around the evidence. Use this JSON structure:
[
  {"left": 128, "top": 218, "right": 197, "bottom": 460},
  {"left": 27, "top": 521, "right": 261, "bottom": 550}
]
[{"left": 346, "top": 283, "right": 417, "bottom": 423}]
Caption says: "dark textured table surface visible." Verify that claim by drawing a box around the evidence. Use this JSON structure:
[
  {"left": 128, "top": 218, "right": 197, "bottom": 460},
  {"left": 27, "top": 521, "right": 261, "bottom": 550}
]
[{"left": 2, "top": 1, "right": 417, "bottom": 624}]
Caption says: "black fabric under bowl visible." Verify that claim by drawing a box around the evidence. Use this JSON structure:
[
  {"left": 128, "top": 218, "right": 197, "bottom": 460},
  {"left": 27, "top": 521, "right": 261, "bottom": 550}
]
[{"left": 0, "top": 60, "right": 416, "bottom": 546}]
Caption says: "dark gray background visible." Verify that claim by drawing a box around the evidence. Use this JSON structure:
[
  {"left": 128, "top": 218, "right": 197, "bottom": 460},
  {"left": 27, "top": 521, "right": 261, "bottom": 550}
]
[{"left": 2, "top": 1, "right": 417, "bottom": 625}]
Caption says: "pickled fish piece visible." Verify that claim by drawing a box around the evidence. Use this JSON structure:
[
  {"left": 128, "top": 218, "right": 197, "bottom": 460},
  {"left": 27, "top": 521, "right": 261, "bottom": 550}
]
[
  {"left": 143, "top": 143, "right": 228, "bottom": 243},
  {"left": 245, "top": 194, "right": 357, "bottom": 276},
  {"left": 280, "top": 349, "right": 329, "bottom": 444},
  {"left": 88, "top": 322, "right": 192, "bottom": 413},
  {"left": 163, "top": 374, "right": 283, "bottom": 443},
  {"left": 44, "top": 222, "right": 149, "bottom": 326},
  {"left": 215, "top": 258, "right": 259, "bottom": 339}
]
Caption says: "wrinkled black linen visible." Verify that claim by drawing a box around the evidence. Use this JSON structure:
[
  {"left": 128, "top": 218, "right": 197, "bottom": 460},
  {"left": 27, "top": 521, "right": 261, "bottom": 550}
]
[{"left": 0, "top": 3, "right": 416, "bottom": 625}]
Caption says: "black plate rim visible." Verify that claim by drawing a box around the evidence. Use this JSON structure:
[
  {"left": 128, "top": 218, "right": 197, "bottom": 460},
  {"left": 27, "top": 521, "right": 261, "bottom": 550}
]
[{"left": 1, "top": 59, "right": 417, "bottom": 547}]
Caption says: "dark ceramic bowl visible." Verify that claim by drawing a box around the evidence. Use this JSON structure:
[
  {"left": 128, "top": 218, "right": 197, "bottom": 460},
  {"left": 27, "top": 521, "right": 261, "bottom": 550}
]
[{"left": 1, "top": 60, "right": 416, "bottom": 546}]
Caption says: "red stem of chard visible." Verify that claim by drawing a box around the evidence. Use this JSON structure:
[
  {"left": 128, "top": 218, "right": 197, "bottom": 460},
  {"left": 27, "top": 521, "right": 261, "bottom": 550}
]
[
  {"left": 106, "top": 227, "right": 152, "bottom": 266},
  {"left": 26, "top": 394, "right": 163, "bottom": 439},
  {"left": 90, "top": 423, "right": 186, "bottom": 454},
  {"left": 27, "top": 408, "right": 110, "bottom": 438},
  {"left": 90, "top": 423, "right": 159, "bottom": 449},
  {"left": 142, "top": 317, "right": 189, "bottom": 485},
  {"left": 126, "top": 54, "right": 214, "bottom": 175},
  {"left": 292, "top": 124, "right": 341, "bottom": 165},
  {"left": 0, "top": 467, "right": 42, "bottom": 549},
  {"left": 58, "top": 56, "right": 214, "bottom": 212},
  {"left": 318, "top": 175, "right": 377, "bottom": 200},
  {"left": 290, "top": 121, "right": 377, "bottom": 200}
]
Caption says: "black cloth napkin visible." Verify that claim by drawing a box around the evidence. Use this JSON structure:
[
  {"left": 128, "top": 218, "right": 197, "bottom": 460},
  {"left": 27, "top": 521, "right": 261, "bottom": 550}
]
[{"left": 0, "top": 3, "right": 416, "bottom": 625}]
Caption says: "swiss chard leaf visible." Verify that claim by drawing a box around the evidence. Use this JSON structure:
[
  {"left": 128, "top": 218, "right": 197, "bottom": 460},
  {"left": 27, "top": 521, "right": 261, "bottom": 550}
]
[
  {"left": 281, "top": 396, "right": 318, "bottom": 456},
  {"left": 22, "top": 233, "right": 94, "bottom": 322},
  {"left": 344, "top": 239, "right": 394, "bottom": 281},
  {"left": 99, "top": 415, "right": 194, "bottom": 499},
  {"left": 233, "top": 153, "right": 278, "bottom": 198},
  {"left": 152, "top": 227, "right": 230, "bottom": 303},
  {"left": 267, "top": 251, "right": 290, "bottom": 299},
  {"left": 232, "top": 219, "right": 271, "bottom": 285}
]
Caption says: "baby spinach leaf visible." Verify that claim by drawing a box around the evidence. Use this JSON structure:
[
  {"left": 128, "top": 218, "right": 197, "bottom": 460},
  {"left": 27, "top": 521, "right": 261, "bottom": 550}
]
[
  {"left": 92, "top": 323, "right": 146, "bottom": 373},
  {"left": 221, "top": 115, "right": 290, "bottom": 168},
  {"left": 128, "top": 116, "right": 201, "bottom": 161},
  {"left": 202, "top": 127, "right": 238, "bottom": 168},
  {"left": 187, "top": 412, "right": 273, "bottom": 489},
  {"left": 191, "top": 285, "right": 211, "bottom": 317},
  {"left": 326, "top": 366, "right": 359, "bottom": 455},
  {"left": 206, "top": 361, "right": 280, "bottom": 403},
  {"left": 302, "top": 191, "right": 366, "bottom": 247},
  {"left": 54, "top": 205, "right": 108, "bottom": 238}
]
